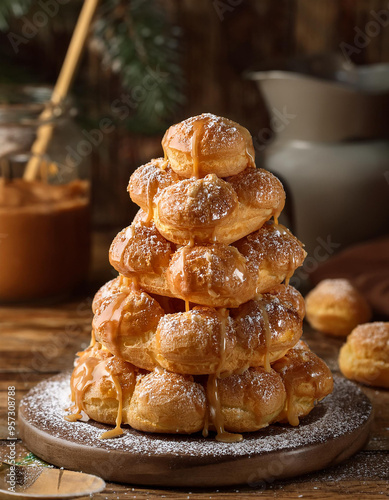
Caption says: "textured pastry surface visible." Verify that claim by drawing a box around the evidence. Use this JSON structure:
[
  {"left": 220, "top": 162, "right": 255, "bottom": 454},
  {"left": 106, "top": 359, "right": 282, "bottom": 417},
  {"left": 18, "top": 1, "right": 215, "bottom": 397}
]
[
  {"left": 92, "top": 279, "right": 303, "bottom": 374},
  {"left": 109, "top": 214, "right": 305, "bottom": 307},
  {"left": 161, "top": 113, "right": 255, "bottom": 179},
  {"left": 128, "top": 158, "right": 285, "bottom": 246},
  {"left": 67, "top": 113, "right": 333, "bottom": 441},
  {"left": 68, "top": 341, "right": 333, "bottom": 434},
  {"left": 339, "top": 322, "right": 389, "bottom": 388},
  {"left": 305, "top": 279, "right": 372, "bottom": 337}
]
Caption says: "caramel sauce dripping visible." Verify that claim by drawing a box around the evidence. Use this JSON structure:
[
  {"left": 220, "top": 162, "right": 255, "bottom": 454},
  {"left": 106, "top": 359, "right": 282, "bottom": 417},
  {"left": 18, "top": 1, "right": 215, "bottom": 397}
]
[
  {"left": 145, "top": 175, "right": 154, "bottom": 223},
  {"left": 177, "top": 236, "right": 194, "bottom": 304},
  {"left": 257, "top": 301, "right": 271, "bottom": 372},
  {"left": 89, "top": 329, "right": 96, "bottom": 348},
  {"left": 65, "top": 351, "right": 125, "bottom": 438},
  {"left": 93, "top": 291, "right": 129, "bottom": 345},
  {"left": 286, "top": 384, "right": 300, "bottom": 427},
  {"left": 272, "top": 221, "right": 296, "bottom": 286},
  {"left": 204, "top": 249, "right": 218, "bottom": 298},
  {"left": 74, "top": 275, "right": 141, "bottom": 438},
  {"left": 246, "top": 147, "right": 255, "bottom": 168},
  {"left": 65, "top": 350, "right": 101, "bottom": 422},
  {"left": 206, "top": 375, "right": 242, "bottom": 443},
  {"left": 218, "top": 308, "right": 228, "bottom": 373},
  {"left": 283, "top": 348, "right": 326, "bottom": 426},
  {"left": 99, "top": 373, "right": 124, "bottom": 439},
  {"left": 115, "top": 225, "right": 134, "bottom": 269},
  {"left": 283, "top": 360, "right": 309, "bottom": 426},
  {"left": 191, "top": 120, "right": 205, "bottom": 179},
  {"left": 204, "top": 308, "right": 243, "bottom": 442}
]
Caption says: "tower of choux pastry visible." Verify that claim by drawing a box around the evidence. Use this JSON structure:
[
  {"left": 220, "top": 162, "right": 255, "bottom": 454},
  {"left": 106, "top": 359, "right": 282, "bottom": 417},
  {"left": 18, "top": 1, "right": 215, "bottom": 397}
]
[{"left": 66, "top": 113, "right": 333, "bottom": 442}]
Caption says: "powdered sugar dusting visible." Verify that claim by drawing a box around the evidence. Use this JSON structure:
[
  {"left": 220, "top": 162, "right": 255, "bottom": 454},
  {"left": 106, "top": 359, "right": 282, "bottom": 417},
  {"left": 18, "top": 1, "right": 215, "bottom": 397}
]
[
  {"left": 20, "top": 374, "right": 371, "bottom": 458},
  {"left": 157, "top": 175, "right": 238, "bottom": 226},
  {"left": 169, "top": 113, "right": 245, "bottom": 153}
]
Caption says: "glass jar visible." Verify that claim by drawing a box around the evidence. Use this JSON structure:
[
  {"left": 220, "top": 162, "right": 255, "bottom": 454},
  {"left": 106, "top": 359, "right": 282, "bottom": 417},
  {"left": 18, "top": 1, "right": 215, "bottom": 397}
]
[{"left": 0, "top": 85, "right": 91, "bottom": 303}]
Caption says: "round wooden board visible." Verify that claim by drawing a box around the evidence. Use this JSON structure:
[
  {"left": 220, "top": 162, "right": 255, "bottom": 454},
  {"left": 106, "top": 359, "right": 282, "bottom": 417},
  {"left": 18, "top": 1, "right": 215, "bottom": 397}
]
[{"left": 18, "top": 373, "right": 373, "bottom": 487}]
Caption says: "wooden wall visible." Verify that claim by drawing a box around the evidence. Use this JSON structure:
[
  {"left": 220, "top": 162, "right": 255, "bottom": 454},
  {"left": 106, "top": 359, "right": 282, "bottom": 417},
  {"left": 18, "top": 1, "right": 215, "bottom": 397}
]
[{"left": 84, "top": 0, "right": 389, "bottom": 228}]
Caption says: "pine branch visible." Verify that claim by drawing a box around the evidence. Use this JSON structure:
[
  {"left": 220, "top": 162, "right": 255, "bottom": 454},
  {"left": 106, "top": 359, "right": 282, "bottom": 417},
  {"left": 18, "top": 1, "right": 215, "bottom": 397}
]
[
  {"left": 92, "top": 0, "right": 185, "bottom": 134},
  {"left": 0, "top": 0, "right": 185, "bottom": 134},
  {"left": 0, "top": 0, "right": 33, "bottom": 31}
]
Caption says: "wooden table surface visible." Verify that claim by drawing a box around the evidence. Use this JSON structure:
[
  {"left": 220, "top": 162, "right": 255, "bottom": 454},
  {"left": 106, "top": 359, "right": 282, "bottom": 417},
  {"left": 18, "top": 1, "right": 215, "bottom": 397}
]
[{"left": 0, "top": 233, "right": 388, "bottom": 500}]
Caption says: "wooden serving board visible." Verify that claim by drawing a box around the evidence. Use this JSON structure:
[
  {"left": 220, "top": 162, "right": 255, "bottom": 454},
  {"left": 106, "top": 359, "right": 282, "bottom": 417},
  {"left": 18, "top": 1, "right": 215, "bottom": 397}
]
[{"left": 18, "top": 373, "right": 373, "bottom": 487}]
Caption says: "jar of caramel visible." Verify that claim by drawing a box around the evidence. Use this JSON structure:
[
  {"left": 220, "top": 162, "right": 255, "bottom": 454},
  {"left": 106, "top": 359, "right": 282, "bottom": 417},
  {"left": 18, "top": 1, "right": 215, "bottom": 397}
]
[{"left": 0, "top": 85, "right": 91, "bottom": 303}]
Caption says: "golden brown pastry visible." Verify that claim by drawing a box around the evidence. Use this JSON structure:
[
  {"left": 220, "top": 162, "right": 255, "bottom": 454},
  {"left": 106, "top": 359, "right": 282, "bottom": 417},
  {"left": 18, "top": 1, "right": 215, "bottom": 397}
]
[
  {"left": 214, "top": 367, "right": 286, "bottom": 434},
  {"left": 154, "top": 174, "right": 239, "bottom": 245},
  {"left": 166, "top": 243, "right": 255, "bottom": 308},
  {"left": 128, "top": 163, "right": 285, "bottom": 247},
  {"left": 127, "top": 369, "right": 207, "bottom": 434},
  {"left": 92, "top": 280, "right": 164, "bottom": 371},
  {"left": 265, "top": 284, "right": 306, "bottom": 320},
  {"left": 109, "top": 215, "right": 305, "bottom": 307},
  {"left": 66, "top": 113, "right": 335, "bottom": 443},
  {"left": 226, "top": 166, "right": 285, "bottom": 237},
  {"left": 93, "top": 280, "right": 303, "bottom": 374},
  {"left": 109, "top": 218, "right": 175, "bottom": 297},
  {"left": 127, "top": 158, "right": 181, "bottom": 220},
  {"left": 162, "top": 113, "right": 255, "bottom": 178},
  {"left": 234, "top": 221, "right": 306, "bottom": 293},
  {"left": 305, "top": 279, "right": 372, "bottom": 337},
  {"left": 66, "top": 341, "right": 332, "bottom": 437},
  {"left": 227, "top": 290, "right": 303, "bottom": 372},
  {"left": 66, "top": 344, "right": 140, "bottom": 437},
  {"left": 272, "top": 341, "right": 334, "bottom": 425},
  {"left": 339, "top": 322, "right": 389, "bottom": 388}
]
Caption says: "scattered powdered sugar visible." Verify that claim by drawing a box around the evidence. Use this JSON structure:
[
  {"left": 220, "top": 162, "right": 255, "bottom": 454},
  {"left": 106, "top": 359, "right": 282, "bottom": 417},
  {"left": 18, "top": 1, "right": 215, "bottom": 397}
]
[
  {"left": 20, "top": 374, "right": 372, "bottom": 459},
  {"left": 228, "top": 168, "right": 284, "bottom": 208},
  {"left": 158, "top": 175, "right": 237, "bottom": 226},
  {"left": 177, "top": 113, "right": 243, "bottom": 153}
]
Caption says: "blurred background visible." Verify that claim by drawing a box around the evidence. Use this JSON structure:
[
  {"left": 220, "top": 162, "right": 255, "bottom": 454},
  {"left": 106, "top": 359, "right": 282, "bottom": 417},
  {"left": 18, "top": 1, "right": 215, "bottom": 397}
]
[
  {"left": 0, "top": 0, "right": 388, "bottom": 223},
  {"left": 0, "top": 0, "right": 388, "bottom": 304}
]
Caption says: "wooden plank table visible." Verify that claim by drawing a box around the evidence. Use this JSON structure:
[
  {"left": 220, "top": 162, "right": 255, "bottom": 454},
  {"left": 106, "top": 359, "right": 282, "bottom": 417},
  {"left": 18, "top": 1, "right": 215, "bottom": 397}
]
[{"left": 0, "top": 233, "right": 388, "bottom": 499}]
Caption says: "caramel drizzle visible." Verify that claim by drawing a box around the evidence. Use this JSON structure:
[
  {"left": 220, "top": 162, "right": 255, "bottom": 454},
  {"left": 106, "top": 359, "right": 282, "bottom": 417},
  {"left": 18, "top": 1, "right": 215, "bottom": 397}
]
[
  {"left": 65, "top": 352, "right": 124, "bottom": 439},
  {"left": 93, "top": 291, "right": 129, "bottom": 345},
  {"left": 286, "top": 383, "right": 300, "bottom": 427},
  {"left": 65, "top": 351, "right": 100, "bottom": 422},
  {"left": 145, "top": 175, "right": 153, "bottom": 223},
  {"left": 258, "top": 301, "right": 271, "bottom": 372},
  {"left": 204, "top": 249, "right": 218, "bottom": 298},
  {"left": 177, "top": 236, "right": 194, "bottom": 306},
  {"left": 272, "top": 221, "right": 296, "bottom": 285},
  {"left": 72, "top": 276, "right": 139, "bottom": 438},
  {"left": 89, "top": 329, "right": 96, "bottom": 348},
  {"left": 204, "top": 308, "right": 243, "bottom": 443},
  {"left": 115, "top": 225, "right": 134, "bottom": 270},
  {"left": 246, "top": 146, "right": 255, "bottom": 167},
  {"left": 285, "top": 358, "right": 326, "bottom": 426},
  {"left": 218, "top": 308, "right": 228, "bottom": 374},
  {"left": 99, "top": 372, "right": 124, "bottom": 439},
  {"left": 191, "top": 120, "right": 205, "bottom": 179},
  {"left": 284, "top": 360, "right": 307, "bottom": 426}
]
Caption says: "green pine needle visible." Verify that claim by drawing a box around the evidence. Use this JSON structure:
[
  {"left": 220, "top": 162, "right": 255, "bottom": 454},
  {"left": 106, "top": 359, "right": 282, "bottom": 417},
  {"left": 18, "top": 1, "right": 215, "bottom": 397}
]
[
  {"left": 0, "top": 0, "right": 184, "bottom": 134},
  {"left": 92, "top": 0, "right": 184, "bottom": 133},
  {"left": 0, "top": 0, "right": 33, "bottom": 31}
]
